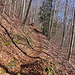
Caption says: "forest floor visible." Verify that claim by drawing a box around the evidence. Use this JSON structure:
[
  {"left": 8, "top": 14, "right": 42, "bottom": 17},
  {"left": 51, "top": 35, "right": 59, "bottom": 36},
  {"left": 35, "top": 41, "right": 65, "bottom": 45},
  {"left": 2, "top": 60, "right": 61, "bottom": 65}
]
[{"left": 0, "top": 12, "right": 75, "bottom": 75}]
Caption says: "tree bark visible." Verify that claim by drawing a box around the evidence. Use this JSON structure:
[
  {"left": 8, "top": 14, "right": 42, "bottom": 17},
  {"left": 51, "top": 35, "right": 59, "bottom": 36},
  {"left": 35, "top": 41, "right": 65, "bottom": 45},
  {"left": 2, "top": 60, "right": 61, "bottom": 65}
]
[
  {"left": 48, "top": 0, "right": 53, "bottom": 40},
  {"left": 23, "top": 0, "right": 32, "bottom": 26},
  {"left": 68, "top": 9, "right": 75, "bottom": 61},
  {"left": 60, "top": 0, "right": 68, "bottom": 50}
]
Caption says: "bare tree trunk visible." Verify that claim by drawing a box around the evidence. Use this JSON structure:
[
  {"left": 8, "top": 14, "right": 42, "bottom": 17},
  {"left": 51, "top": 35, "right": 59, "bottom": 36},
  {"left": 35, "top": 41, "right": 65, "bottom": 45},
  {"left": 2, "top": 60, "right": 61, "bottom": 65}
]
[
  {"left": 67, "top": 20, "right": 72, "bottom": 52},
  {"left": 55, "top": 0, "right": 60, "bottom": 35},
  {"left": 9, "top": 0, "right": 12, "bottom": 15},
  {"left": 48, "top": 0, "right": 53, "bottom": 40},
  {"left": 68, "top": 9, "right": 75, "bottom": 61},
  {"left": 20, "top": 0, "right": 24, "bottom": 19},
  {"left": 16, "top": 0, "right": 21, "bottom": 17},
  {"left": 60, "top": 0, "right": 68, "bottom": 50},
  {"left": 49, "top": 0, "right": 56, "bottom": 39},
  {"left": 17, "top": 0, "right": 23, "bottom": 18},
  {"left": 23, "top": 0, "right": 32, "bottom": 26},
  {"left": 13, "top": 0, "right": 16, "bottom": 18},
  {"left": 22, "top": 0, "right": 27, "bottom": 20},
  {"left": 3, "top": 0, "right": 6, "bottom": 14}
]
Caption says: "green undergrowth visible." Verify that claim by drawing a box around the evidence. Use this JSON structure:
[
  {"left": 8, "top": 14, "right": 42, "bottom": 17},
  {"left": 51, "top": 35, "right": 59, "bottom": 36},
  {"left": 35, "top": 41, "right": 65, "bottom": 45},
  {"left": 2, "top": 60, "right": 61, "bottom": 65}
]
[
  {"left": 13, "top": 34, "right": 34, "bottom": 48},
  {"left": 44, "top": 61, "right": 60, "bottom": 75},
  {"left": 2, "top": 42, "right": 10, "bottom": 46},
  {"left": 16, "top": 73, "right": 21, "bottom": 75},
  {"left": 0, "top": 69, "right": 6, "bottom": 74},
  {"left": 1, "top": 33, "right": 33, "bottom": 47},
  {"left": 13, "top": 34, "right": 27, "bottom": 41},
  {"left": 7, "top": 58, "right": 16, "bottom": 69},
  {"left": 45, "top": 67, "right": 53, "bottom": 75}
]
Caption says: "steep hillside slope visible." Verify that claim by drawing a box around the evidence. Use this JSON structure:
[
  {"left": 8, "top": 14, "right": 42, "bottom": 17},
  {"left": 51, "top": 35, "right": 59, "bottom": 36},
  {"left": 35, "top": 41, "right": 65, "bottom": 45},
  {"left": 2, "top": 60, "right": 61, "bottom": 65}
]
[{"left": 0, "top": 13, "right": 75, "bottom": 75}]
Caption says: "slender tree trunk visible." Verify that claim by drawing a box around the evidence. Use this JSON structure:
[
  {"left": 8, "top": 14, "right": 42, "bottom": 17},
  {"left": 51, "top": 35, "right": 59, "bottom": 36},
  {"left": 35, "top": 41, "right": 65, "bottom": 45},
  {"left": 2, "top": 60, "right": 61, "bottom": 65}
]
[
  {"left": 48, "top": 0, "right": 53, "bottom": 40},
  {"left": 9, "top": 0, "right": 12, "bottom": 15},
  {"left": 17, "top": 0, "right": 21, "bottom": 17},
  {"left": 22, "top": 0, "right": 27, "bottom": 20},
  {"left": 67, "top": 20, "right": 72, "bottom": 52},
  {"left": 49, "top": 0, "right": 56, "bottom": 38},
  {"left": 13, "top": 0, "right": 16, "bottom": 18},
  {"left": 3, "top": 0, "right": 6, "bottom": 14},
  {"left": 55, "top": 0, "right": 60, "bottom": 35},
  {"left": 68, "top": 9, "right": 75, "bottom": 61},
  {"left": 60, "top": 0, "right": 68, "bottom": 50},
  {"left": 23, "top": 0, "right": 32, "bottom": 26}
]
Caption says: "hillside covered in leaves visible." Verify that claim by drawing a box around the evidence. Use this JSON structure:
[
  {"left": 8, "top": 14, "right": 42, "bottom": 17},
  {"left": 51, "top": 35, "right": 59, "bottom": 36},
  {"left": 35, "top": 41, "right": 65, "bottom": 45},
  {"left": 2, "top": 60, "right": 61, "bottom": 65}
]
[
  {"left": 0, "top": 12, "right": 75, "bottom": 75},
  {"left": 0, "top": 0, "right": 75, "bottom": 75}
]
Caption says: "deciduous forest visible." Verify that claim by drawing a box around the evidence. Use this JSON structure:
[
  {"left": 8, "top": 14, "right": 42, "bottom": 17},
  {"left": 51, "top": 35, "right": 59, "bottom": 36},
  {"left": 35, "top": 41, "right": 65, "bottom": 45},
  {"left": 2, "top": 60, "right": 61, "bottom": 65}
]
[{"left": 0, "top": 0, "right": 75, "bottom": 75}]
